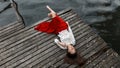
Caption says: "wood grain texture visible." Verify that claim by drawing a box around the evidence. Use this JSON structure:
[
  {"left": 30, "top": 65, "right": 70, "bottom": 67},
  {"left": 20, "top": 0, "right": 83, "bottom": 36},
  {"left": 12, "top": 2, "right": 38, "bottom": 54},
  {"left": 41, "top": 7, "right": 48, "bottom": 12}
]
[{"left": 0, "top": 8, "right": 120, "bottom": 68}]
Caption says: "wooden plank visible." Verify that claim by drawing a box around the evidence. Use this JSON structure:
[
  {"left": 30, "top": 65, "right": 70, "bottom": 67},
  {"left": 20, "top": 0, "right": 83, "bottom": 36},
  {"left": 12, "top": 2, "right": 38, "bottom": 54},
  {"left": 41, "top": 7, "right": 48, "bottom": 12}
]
[
  {"left": 32, "top": 49, "right": 65, "bottom": 68},
  {"left": 15, "top": 44, "right": 59, "bottom": 68},
  {"left": 32, "top": 49, "right": 64, "bottom": 68},
  {"left": 111, "top": 61, "right": 120, "bottom": 68},
  {"left": 0, "top": 27, "right": 36, "bottom": 42},
  {"left": 99, "top": 54, "right": 118, "bottom": 68},
  {"left": 85, "top": 42, "right": 107, "bottom": 59},
  {"left": 0, "top": 22, "right": 21, "bottom": 34},
  {"left": 0, "top": 32, "right": 40, "bottom": 54},
  {"left": 6, "top": 15, "right": 83, "bottom": 67},
  {"left": 110, "top": 52, "right": 120, "bottom": 68},
  {"left": 0, "top": 32, "right": 41, "bottom": 65},
  {"left": 0, "top": 21, "right": 16, "bottom": 31},
  {"left": 0, "top": 21, "right": 21, "bottom": 31},
  {"left": 94, "top": 50, "right": 115, "bottom": 68},
  {"left": 4, "top": 16, "right": 82, "bottom": 67},
  {"left": 81, "top": 39, "right": 104, "bottom": 57},
  {"left": 0, "top": 29, "right": 37, "bottom": 49},
  {"left": 20, "top": 45, "right": 61, "bottom": 68},
  {"left": 0, "top": 33, "right": 54, "bottom": 67},
  {"left": 95, "top": 51, "right": 120, "bottom": 68},
  {"left": 83, "top": 42, "right": 107, "bottom": 59},
  {"left": 109, "top": 52, "right": 120, "bottom": 67},
  {"left": 82, "top": 45, "right": 114, "bottom": 67},
  {"left": 6, "top": 35, "right": 55, "bottom": 68},
  {"left": 68, "top": 37, "right": 104, "bottom": 68},
  {"left": 76, "top": 37, "right": 101, "bottom": 54},
  {"left": 104, "top": 54, "right": 120, "bottom": 68},
  {"left": 77, "top": 43, "right": 109, "bottom": 68},
  {"left": 1, "top": 18, "right": 81, "bottom": 65},
  {"left": 75, "top": 49, "right": 113, "bottom": 68},
  {"left": 0, "top": 22, "right": 24, "bottom": 39},
  {"left": 82, "top": 43, "right": 109, "bottom": 67}
]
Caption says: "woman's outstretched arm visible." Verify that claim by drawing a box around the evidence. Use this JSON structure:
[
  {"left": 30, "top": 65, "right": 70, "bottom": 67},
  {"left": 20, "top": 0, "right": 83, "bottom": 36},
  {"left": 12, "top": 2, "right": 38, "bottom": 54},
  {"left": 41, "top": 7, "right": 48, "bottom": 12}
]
[{"left": 46, "top": 5, "right": 56, "bottom": 18}]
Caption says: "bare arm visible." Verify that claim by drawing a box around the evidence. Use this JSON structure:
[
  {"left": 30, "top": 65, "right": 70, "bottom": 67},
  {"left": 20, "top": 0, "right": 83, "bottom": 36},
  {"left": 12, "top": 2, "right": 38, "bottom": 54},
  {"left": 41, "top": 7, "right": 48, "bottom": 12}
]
[{"left": 46, "top": 5, "right": 56, "bottom": 18}]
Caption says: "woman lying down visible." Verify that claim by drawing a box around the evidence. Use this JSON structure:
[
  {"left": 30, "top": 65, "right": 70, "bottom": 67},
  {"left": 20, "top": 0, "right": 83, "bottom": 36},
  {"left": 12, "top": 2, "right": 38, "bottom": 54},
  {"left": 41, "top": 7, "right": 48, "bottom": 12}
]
[{"left": 34, "top": 5, "right": 86, "bottom": 66}]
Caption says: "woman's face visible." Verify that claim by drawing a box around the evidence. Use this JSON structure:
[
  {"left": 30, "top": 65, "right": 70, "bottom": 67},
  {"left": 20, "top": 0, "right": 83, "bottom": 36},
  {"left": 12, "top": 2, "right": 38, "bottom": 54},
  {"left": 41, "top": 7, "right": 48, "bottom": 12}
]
[{"left": 67, "top": 45, "right": 76, "bottom": 54}]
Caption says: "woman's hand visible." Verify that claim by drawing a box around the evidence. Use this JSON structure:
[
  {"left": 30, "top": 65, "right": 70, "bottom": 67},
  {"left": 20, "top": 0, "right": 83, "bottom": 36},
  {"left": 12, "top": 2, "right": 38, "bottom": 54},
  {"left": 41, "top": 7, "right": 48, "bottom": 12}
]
[{"left": 46, "top": 5, "right": 56, "bottom": 18}]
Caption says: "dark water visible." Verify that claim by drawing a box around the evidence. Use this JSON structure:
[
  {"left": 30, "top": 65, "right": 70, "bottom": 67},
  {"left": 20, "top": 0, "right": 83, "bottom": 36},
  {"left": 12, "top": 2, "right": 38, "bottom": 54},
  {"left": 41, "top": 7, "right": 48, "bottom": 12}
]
[{"left": 0, "top": 0, "right": 120, "bottom": 54}]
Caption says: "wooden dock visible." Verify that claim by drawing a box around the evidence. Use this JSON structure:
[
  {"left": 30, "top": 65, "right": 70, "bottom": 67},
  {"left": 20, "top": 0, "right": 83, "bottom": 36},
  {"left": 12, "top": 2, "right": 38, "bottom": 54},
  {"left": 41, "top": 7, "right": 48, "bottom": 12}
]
[{"left": 0, "top": 8, "right": 120, "bottom": 68}]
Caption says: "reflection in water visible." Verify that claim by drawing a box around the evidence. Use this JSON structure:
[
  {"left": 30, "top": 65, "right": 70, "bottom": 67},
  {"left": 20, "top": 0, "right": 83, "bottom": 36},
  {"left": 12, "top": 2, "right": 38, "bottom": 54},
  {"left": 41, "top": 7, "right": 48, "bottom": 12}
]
[{"left": 0, "top": 0, "right": 120, "bottom": 54}]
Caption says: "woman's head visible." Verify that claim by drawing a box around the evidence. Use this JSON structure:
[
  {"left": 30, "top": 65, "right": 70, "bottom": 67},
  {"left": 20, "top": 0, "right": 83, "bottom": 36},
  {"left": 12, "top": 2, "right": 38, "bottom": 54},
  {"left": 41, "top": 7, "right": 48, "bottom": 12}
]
[
  {"left": 64, "top": 45, "right": 86, "bottom": 66},
  {"left": 67, "top": 45, "right": 76, "bottom": 54}
]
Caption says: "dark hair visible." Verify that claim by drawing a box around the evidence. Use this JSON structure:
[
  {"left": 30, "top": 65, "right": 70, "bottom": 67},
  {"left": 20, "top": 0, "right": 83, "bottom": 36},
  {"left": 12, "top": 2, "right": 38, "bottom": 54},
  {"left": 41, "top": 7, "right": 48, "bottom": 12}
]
[{"left": 64, "top": 50, "right": 86, "bottom": 66}]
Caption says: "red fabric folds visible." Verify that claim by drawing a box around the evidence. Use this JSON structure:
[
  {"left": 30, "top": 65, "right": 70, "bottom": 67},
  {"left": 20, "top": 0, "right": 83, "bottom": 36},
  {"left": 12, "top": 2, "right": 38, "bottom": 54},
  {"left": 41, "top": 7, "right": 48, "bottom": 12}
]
[{"left": 34, "top": 14, "right": 68, "bottom": 34}]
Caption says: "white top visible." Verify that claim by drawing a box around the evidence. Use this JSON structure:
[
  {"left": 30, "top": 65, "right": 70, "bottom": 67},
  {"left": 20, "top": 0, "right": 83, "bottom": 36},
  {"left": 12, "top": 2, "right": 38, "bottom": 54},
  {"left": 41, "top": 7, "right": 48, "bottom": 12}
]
[{"left": 58, "top": 25, "right": 76, "bottom": 45}]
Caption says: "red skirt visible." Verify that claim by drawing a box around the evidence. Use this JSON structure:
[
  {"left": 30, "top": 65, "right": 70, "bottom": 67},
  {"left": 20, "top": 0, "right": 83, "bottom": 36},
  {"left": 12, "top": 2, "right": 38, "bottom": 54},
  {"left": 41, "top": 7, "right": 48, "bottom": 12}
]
[{"left": 34, "top": 14, "right": 68, "bottom": 34}]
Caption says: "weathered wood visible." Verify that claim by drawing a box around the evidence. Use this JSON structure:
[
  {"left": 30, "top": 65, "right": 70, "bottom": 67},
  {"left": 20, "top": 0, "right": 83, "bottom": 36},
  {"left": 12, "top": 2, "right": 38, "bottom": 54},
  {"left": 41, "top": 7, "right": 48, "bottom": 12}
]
[
  {"left": 68, "top": 37, "right": 104, "bottom": 68},
  {"left": 0, "top": 32, "right": 40, "bottom": 54},
  {"left": 99, "top": 53, "right": 118, "bottom": 68},
  {"left": 5, "top": 17, "right": 81, "bottom": 68},
  {"left": 0, "top": 22, "right": 24, "bottom": 39},
  {"left": 0, "top": 21, "right": 19, "bottom": 31},
  {"left": 84, "top": 49, "right": 112, "bottom": 68},
  {"left": 14, "top": 21, "right": 86, "bottom": 68},
  {"left": 0, "top": 8, "right": 120, "bottom": 68},
  {"left": 111, "top": 61, "right": 120, "bottom": 68},
  {"left": 6, "top": 36, "right": 55, "bottom": 68},
  {"left": 5, "top": 16, "right": 83, "bottom": 68},
  {"left": 94, "top": 51, "right": 120, "bottom": 68},
  {"left": 77, "top": 48, "right": 113, "bottom": 68},
  {"left": 0, "top": 33, "right": 53, "bottom": 65}
]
